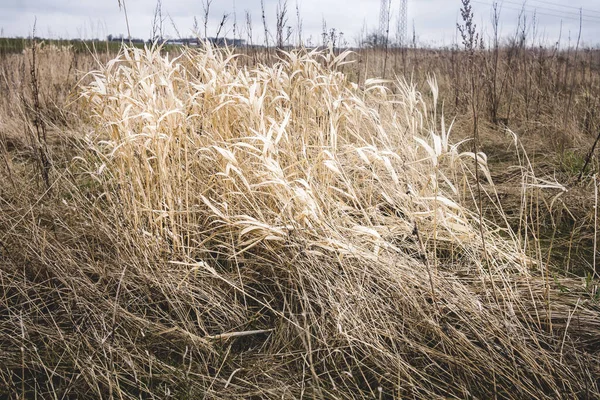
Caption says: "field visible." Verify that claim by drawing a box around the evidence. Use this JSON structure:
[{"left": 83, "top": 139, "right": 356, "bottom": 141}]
[{"left": 0, "top": 34, "right": 599, "bottom": 398}]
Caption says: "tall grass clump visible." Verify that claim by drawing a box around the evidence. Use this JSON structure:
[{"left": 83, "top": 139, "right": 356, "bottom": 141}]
[
  {"left": 75, "top": 43, "right": 599, "bottom": 397},
  {"left": 1, "top": 43, "right": 598, "bottom": 398}
]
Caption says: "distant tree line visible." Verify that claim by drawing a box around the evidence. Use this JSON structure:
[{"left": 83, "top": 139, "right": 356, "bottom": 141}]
[{"left": 106, "top": 34, "right": 244, "bottom": 47}]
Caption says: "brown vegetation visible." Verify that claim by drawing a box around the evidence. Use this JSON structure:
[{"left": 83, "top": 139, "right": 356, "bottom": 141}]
[{"left": 0, "top": 35, "right": 599, "bottom": 399}]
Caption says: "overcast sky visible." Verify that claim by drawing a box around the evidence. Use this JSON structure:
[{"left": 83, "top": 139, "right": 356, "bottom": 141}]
[{"left": 1, "top": 0, "right": 600, "bottom": 47}]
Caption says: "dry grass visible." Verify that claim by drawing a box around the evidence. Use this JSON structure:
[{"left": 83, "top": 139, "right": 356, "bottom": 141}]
[{"left": 0, "top": 42, "right": 599, "bottom": 398}]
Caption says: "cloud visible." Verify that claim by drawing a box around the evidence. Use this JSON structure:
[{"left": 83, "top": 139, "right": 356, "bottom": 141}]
[{"left": 0, "top": 0, "right": 599, "bottom": 47}]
